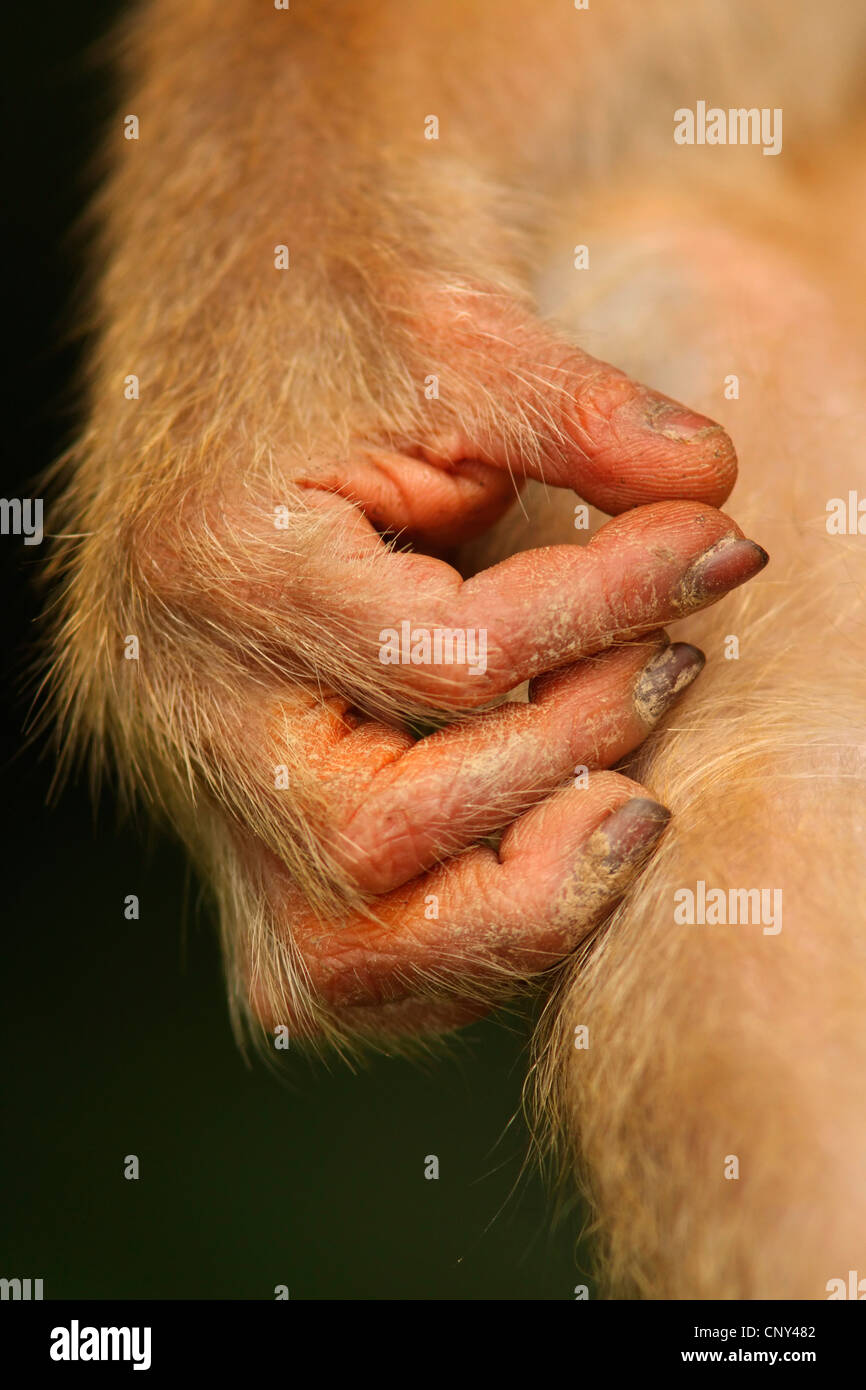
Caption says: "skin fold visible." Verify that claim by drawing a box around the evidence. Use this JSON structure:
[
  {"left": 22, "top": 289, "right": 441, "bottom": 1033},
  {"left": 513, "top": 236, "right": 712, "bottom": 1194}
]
[{"left": 45, "top": 0, "right": 866, "bottom": 1296}]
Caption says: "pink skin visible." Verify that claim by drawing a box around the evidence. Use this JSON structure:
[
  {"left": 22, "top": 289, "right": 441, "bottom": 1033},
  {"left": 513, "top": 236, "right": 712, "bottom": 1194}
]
[{"left": 243, "top": 327, "right": 768, "bottom": 1039}]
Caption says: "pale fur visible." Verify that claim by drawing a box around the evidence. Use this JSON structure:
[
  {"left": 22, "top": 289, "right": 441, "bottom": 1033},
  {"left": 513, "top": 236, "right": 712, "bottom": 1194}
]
[{"left": 41, "top": 0, "right": 866, "bottom": 1290}]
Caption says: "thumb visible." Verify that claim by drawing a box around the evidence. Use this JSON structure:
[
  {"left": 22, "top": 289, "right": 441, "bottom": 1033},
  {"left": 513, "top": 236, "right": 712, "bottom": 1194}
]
[{"left": 417, "top": 284, "right": 737, "bottom": 514}]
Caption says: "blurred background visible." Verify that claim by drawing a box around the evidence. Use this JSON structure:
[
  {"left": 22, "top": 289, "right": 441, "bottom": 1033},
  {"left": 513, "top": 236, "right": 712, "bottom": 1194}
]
[{"left": 0, "top": 0, "right": 591, "bottom": 1299}]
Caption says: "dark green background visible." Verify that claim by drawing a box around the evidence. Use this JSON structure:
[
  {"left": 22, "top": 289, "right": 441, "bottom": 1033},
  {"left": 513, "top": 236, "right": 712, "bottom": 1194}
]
[{"left": 0, "top": 2, "right": 592, "bottom": 1299}]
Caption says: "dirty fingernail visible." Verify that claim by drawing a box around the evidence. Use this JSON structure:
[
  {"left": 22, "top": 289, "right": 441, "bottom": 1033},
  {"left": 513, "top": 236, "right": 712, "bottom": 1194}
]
[
  {"left": 677, "top": 535, "right": 769, "bottom": 609},
  {"left": 599, "top": 797, "right": 672, "bottom": 869},
  {"left": 644, "top": 397, "right": 720, "bottom": 441},
  {"left": 633, "top": 642, "right": 705, "bottom": 723}
]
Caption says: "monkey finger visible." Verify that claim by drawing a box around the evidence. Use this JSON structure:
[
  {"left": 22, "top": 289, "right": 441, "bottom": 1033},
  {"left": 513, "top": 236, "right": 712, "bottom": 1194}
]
[
  {"left": 170, "top": 488, "right": 763, "bottom": 720},
  {"left": 475, "top": 351, "right": 738, "bottom": 514},
  {"left": 321, "top": 633, "right": 702, "bottom": 894},
  {"left": 413, "top": 289, "right": 738, "bottom": 513},
  {"left": 336, "top": 499, "right": 767, "bottom": 707},
  {"left": 298, "top": 449, "right": 521, "bottom": 550},
  {"left": 263, "top": 774, "right": 671, "bottom": 1016}
]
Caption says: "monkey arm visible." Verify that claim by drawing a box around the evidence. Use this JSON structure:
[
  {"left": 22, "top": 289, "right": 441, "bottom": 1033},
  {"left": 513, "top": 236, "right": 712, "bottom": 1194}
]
[{"left": 46, "top": 0, "right": 767, "bottom": 1050}]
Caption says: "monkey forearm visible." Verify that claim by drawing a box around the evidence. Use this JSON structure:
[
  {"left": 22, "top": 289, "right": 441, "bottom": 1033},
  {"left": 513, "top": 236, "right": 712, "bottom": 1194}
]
[{"left": 56, "top": 1, "right": 536, "bottom": 793}]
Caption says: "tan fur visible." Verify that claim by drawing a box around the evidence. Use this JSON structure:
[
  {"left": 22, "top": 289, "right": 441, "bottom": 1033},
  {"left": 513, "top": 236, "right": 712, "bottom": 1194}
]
[
  {"left": 42, "top": 0, "right": 866, "bottom": 1291},
  {"left": 522, "top": 153, "right": 866, "bottom": 1297}
]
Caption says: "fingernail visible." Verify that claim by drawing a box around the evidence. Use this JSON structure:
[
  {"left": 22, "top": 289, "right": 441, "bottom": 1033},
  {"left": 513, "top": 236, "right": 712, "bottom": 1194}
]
[
  {"left": 676, "top": 535, "right": 769, "bottom": 609},
  {"left": 633, "top": 642, "right": 705, "bottom": 724},
  {"left": 644, "top": 397, "right": 719, "bottom": 441},
  {"left": 598, "top": 796, "right": 671, "bottom": 869}
]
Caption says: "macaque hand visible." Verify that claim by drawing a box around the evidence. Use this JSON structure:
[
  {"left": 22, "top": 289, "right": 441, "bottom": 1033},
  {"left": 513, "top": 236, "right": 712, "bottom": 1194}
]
[{"left": 55, "top": 277, "right": 768, "bottom": 1051}]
